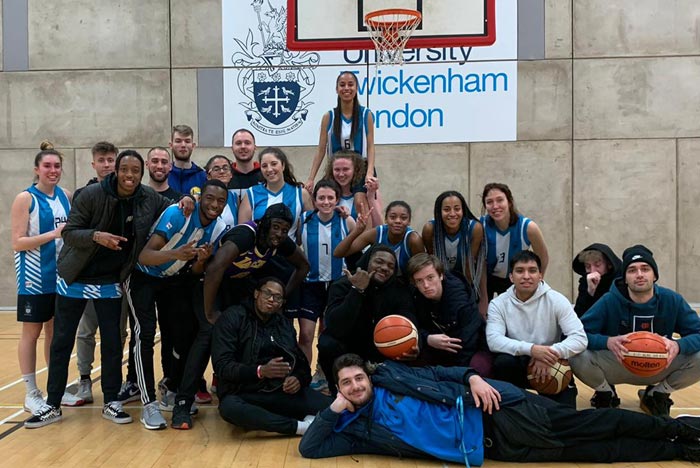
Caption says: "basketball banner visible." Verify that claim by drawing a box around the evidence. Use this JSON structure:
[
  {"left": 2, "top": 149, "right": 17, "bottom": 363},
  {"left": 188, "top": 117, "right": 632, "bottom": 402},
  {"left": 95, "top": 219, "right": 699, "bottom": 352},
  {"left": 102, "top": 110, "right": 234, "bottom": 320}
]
[{"left": 221, "top": 0, "right": 518, "bottom": 146}]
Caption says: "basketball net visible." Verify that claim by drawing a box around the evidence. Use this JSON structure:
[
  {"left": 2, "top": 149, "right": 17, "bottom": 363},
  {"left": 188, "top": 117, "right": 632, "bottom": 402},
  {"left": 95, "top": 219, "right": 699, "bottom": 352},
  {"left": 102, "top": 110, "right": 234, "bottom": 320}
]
[{"left": 365, "top": 9, "right": 422, "bottom": 66}]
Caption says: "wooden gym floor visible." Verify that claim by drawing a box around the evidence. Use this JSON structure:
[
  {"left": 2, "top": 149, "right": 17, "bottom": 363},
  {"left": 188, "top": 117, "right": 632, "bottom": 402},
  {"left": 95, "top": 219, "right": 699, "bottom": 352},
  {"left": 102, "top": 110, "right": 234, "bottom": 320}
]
[{"left": 0, "top": 311, "right": 698, "bottom": 467}]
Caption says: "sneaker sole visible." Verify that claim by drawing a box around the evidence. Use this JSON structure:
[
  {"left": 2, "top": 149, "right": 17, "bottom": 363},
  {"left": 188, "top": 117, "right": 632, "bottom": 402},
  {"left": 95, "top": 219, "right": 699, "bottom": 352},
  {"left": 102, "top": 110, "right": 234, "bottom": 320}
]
[
  {"left": 195, "top": 396, "right": 213, "bottom": 404},
  {"left": 24, "top": 416, "right": 61, "bottom": 429},
  {"left": 141, "top": 418, "right": 167, "bottom": 430},
  {"left": 103, "top": 414, "right": 133, "bottom": 424},
  {"left": 61, "top": 399, "right": 86, "bottom": 407},
  {"left": 171, "top": 421, "right": 191, "bottom": 430}
]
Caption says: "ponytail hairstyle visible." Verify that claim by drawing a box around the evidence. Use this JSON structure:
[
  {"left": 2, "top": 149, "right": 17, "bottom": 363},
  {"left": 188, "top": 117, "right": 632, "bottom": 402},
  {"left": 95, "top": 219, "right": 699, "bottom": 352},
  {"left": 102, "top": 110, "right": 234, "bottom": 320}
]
[
  {"left": 258, "top": 147, "right": 302, "bottom": 187},
  {"left": 432, "top": 190, "right": 484, "bottom": 297},
  {"left": 332, "top": 72, "right": 361, "bottom": 144},
  {"left": 303, "top": 179, "right": 342, "bottom": 225}
]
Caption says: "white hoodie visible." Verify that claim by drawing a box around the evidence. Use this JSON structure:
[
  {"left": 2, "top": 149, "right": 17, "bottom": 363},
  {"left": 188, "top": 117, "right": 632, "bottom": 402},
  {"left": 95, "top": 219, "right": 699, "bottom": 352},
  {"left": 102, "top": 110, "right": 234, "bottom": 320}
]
[{"left": 486, "top": 281, "right": 587, "bottom": 358}]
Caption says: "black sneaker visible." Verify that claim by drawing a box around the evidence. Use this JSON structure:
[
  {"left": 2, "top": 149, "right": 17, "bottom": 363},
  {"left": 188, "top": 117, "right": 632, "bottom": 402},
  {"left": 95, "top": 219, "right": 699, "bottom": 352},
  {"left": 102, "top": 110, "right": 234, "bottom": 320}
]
[
  {"left": 102, "top": 401, "right": 133, "bottom": 424},
  {"left": 24, "top": 404, "right": 62, "bottom": 429},
  {"left": 681, "top": 441, "right": 700, "bottom": 462},
  {"left": 116, "top": 381, "right": 141, "bottom": 404},
  {"left": 676, "top": 414, "right": 700, "bottom": 442},
  {"left": 639, "top": 386, "right": 673, "bottom": 417},
  {"left": 590, "top": 390, "right": 621, "bottom": 409},
  {"left": 171, "top": 400, "right": 193, "bottom": 430}
]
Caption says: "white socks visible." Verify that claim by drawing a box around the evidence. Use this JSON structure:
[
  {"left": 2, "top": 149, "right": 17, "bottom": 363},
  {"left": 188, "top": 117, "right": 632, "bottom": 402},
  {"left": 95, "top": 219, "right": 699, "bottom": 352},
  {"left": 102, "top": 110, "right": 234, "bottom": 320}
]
[
  {"left": 296, "top": 415, "right": 316, "bottom": 435},
  {"left": 23, "top": 373, "right": 38, "bottom": 393}
]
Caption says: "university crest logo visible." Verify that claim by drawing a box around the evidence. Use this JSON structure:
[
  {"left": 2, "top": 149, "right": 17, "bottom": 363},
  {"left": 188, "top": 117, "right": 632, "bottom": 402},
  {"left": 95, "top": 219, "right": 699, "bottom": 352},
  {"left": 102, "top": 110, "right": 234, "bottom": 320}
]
[{"left": 230, "top": 0, "right": 320, "bottom": 136}]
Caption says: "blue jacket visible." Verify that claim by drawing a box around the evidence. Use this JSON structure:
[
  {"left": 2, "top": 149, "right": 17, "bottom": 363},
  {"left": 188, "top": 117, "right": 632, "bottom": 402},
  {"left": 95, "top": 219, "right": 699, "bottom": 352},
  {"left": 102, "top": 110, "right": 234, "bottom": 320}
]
[
  {"left": 168, "top": 163, "right": 206, "bottom": 196},
  {"left": 298, "top": 361, "right": 526, "bottom": 463},
  {"left": 581, "top": 279, "right": 700, "bottom": 354}
]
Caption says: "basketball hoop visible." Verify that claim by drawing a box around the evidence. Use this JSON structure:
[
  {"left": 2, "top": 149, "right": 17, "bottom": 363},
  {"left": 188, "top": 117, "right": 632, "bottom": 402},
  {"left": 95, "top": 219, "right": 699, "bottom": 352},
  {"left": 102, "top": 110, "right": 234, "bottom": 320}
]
[{"left": 364, "top": 8, "right": 422, "bottom": 66}]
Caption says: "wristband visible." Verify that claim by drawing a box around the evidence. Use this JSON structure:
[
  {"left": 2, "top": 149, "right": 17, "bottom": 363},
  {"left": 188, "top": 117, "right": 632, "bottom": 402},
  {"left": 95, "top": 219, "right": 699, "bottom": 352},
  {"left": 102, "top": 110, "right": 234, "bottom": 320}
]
[
  {"left": 93, "top": 231, "right": 100, "bottom": 243},
  {"left": 351, "top": 285, "right": 366, "bottom": 294},
  {"left": 257, "top": 365, "right": 263, "bottom": 379}
]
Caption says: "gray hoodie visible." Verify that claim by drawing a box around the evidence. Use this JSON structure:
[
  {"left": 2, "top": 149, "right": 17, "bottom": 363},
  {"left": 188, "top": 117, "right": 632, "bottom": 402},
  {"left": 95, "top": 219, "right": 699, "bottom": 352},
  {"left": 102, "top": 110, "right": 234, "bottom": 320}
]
[{"left": 486, "top": 281, "right": 587, "bottom": 358}]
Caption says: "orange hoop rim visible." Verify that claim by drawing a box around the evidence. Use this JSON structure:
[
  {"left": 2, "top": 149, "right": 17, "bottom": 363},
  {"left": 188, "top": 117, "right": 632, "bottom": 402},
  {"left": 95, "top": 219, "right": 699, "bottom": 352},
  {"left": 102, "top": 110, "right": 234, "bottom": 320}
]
[{"left": 364, "top": 8, "right": 422, "bottom": 29}]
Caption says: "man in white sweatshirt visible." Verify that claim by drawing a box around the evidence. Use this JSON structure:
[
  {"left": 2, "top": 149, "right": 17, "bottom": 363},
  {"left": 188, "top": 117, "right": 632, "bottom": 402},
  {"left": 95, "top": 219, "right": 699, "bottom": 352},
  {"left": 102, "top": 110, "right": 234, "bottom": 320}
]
[{"left": 486, "top": 250, "right": 587, "bottom": 407}]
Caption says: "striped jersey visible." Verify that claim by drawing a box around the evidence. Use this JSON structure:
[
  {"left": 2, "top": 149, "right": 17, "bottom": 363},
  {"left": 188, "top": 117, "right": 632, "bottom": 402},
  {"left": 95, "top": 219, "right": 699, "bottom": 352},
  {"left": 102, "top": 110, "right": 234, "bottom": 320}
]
[
  {"left": 245, "top": 183, "right": 303, "bottom": 241},
  {"left": 14, "top": 185, "right": 70, "bottom": 295},
  {"left": 375, "top": 224, "right": 415, "bottom": 274},
  {"left": 482, "top": 214, "right": 531, "bottom": 279},
  {"left": 430, "top": 218, "right": 477, "bottom": 275},
  {"left": 326, "top": 106, "right": 372, "bottom": 159},
  {"left": 338, "top": 194, "right": 358, "bottom": 219},
  {"left": 300, "top": 211, "right": 349, "bottom": 282},
  {"left": 221, "top": 190, "right": 239, "bottom": 231},
  {"left": 57, "top": 277, "right": 123, "bottom": 299},
  {"left": 136, "top": 204, "right": 229, "bottom": 278}
]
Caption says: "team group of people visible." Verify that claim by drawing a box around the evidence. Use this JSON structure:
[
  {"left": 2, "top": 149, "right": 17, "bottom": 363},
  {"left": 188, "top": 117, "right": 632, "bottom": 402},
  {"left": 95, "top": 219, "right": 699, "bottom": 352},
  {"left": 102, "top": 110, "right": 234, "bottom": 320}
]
[{"left": 11, "top": 71, "right": 700, "bottom": 464}]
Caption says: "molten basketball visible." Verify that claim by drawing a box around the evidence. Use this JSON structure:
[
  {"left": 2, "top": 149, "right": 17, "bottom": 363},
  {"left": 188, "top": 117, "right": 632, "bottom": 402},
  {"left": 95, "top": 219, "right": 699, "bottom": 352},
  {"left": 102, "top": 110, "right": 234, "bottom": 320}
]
[
  {"left": 622, "top": 331, "right": 668, "bottom": 377},
  {"left": 527, "top": 359, "right": 573, "bottom": 395},
  {"left": 374, "top": 315, "right": 418, "bottom": 360}
]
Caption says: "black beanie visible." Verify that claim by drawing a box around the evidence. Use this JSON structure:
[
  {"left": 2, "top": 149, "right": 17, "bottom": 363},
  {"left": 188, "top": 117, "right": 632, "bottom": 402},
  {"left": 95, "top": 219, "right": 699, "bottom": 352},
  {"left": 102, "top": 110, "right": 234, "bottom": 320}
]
[{"left": 621, "top": 244, "right": 658, "bottom": 282}]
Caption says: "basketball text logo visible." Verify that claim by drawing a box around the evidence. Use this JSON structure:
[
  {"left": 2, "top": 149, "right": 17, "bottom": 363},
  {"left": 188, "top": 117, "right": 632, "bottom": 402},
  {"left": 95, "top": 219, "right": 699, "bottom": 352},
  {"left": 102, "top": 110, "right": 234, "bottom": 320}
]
[{"left": 230, "top": 0, "right": 319, "bottom": 137}]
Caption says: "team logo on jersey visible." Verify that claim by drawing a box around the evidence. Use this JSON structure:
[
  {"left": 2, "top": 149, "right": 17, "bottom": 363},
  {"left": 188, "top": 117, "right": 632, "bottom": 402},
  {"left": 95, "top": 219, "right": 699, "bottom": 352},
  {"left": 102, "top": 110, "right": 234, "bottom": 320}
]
[{"left": 230, "top": 0, "right": 319, "bottom": 136}]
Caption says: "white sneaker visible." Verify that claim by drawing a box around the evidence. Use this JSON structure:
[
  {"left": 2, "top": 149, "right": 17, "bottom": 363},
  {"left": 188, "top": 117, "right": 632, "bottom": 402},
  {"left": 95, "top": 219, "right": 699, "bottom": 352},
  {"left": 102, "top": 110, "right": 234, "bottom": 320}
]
[
  {"left": 75, "top": 378, "right": 93, "bottom": 403},
  {"left": 24, "top": 389, "right": 45, "bottom": 414},
  {"left": 61, "top": 391, "right": 85, "bottom": 407}
]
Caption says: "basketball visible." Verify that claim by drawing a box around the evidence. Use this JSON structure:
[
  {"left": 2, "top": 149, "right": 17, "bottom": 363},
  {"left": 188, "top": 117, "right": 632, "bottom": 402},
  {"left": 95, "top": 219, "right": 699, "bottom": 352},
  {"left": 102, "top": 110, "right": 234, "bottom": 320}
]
[
  {"left": 527, "top": 359, "right": 572, "bottom": 395},
  {"left": 374, "top": 315, "right": 418, "bottom": 360},
  {"left": 622, "top": 331, "right": 669, "bottom": 377}
]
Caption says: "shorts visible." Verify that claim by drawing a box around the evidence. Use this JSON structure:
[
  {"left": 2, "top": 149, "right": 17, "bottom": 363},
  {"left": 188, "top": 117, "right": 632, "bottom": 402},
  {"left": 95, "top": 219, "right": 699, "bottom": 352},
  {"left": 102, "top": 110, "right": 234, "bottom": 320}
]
[
  {"left": 17, "top": 293, "right": 56, "bottom": 323},
  {"left": 289, "top": 281, "right": 331, "bottom": 322}
]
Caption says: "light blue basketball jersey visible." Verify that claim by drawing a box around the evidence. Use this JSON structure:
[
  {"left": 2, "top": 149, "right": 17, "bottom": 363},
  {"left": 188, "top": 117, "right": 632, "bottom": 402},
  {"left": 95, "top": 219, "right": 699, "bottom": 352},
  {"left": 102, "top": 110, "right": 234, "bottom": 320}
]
[
  {"left": 136, "top": 204, "right": 229, "bottom": 278},
  {"left": 375, "top": 224, "right": 415, "bottom": 273},
  {"left": 326, "top": 106, "right": 372, "bottom": 159},
  {"left": 246, "top": 183, "right": 303, "bottom": 241},
  {"left": 430, "top": 218, "right": 476, "bottom": 275},
  {"left": 338, "top": 194, "right": 358, "bottom": 219},
  {"left": 14, "top": 185, "right": 70, "bottom": 295},
  {"left": 300, "top": 211, "right": 349, "bottom": 282},
  {"left": 57, "top": 277, "right": 123, "bottom": 299},
  {"left": 221, "top": 190, "right": 239, "bottom": 231},
  {"left": 482, "top": 214, "right": 531, "bottom": 278}
]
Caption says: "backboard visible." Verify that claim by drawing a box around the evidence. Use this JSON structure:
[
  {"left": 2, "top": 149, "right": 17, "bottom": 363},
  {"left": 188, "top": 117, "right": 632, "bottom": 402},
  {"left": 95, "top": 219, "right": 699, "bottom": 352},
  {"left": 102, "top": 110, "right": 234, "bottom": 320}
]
[{"left": 287, "top": 0, "right": 496, "bottom": 51}]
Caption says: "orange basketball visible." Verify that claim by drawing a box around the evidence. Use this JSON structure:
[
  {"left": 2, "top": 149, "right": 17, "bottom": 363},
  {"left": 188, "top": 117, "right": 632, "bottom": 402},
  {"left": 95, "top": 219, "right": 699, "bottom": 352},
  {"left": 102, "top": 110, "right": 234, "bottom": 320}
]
[
  {"left": 527, "top": 359, "right": 572, "bottom": 395},
  {"left": 374, "top": 315, "right": 418, "bottom": 360},
  {"left": 622, "top": 331, "right": 669, "bottom": 377}
]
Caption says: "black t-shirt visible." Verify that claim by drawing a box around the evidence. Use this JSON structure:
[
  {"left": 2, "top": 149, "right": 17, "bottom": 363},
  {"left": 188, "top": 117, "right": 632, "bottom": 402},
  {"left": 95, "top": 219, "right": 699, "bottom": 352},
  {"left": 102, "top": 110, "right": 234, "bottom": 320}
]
[
  {"left": 76, "top": 197, "right": 135, "bottom": 284},
  {"left": 221, "top": 223, "right": 296, "bottom": 278},
  {"left": 158, "top": 186, "right": 182, "bottom": 203}
]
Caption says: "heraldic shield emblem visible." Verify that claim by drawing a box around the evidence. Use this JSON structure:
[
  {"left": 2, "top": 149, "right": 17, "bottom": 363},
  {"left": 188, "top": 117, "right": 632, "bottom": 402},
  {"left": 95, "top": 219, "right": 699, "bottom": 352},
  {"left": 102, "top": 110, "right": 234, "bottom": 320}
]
[{"left": 253, "top": 81, "right": 301, "bottom": 126}]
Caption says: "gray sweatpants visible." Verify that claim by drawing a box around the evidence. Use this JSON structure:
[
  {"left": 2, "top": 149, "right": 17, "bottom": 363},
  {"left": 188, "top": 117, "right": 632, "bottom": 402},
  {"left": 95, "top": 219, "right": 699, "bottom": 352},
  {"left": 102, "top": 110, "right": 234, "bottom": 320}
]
[{"left": 570, "top": 349, "right": 700, "bottom": 391}]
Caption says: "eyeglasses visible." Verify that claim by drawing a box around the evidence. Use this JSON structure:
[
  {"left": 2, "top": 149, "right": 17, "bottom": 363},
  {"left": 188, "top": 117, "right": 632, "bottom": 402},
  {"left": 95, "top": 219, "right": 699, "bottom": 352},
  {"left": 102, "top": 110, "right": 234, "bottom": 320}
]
[
  {"left": 209, "top": 165, "right": 231, "bottom": 174},
  {"left": 259, "top": 288, "right": 284, "bottom": 303}
]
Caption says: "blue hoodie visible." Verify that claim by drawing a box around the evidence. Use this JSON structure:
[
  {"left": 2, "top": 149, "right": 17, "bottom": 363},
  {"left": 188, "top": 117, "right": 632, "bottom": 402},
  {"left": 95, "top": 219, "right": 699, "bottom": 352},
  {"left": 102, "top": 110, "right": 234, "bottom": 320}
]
[
  {"left": 168, "top": 163, "right": 206, "bottom": 196},
  {"left": 581, "top": 279, "right": 700, "bottom": 354}
]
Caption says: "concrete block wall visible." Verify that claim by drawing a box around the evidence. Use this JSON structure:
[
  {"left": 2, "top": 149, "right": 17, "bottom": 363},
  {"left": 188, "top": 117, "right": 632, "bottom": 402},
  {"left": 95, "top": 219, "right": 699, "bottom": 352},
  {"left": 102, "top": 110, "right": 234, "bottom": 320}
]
[{"left": 1, "top": 0, "right": 699, "bottom": 306}]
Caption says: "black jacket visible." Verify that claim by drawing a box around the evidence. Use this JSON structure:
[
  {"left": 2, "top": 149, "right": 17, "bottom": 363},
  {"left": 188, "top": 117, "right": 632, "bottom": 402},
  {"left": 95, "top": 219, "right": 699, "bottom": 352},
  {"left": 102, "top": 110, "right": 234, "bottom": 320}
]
[
  {"left": 414, "top": 272, "right": 486, "bottom": 366},
  {"left": 212, "top": 300, "right": 311, "bottom": 398},
  {"left": 572, "top": 243, "right": 621, "bottom": 317},
  {"left": 57, "top": 174, "right": 172, "bottom": 284},
  {"left": 323, "top": 246, "right": 416, "bottom": 361}
]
